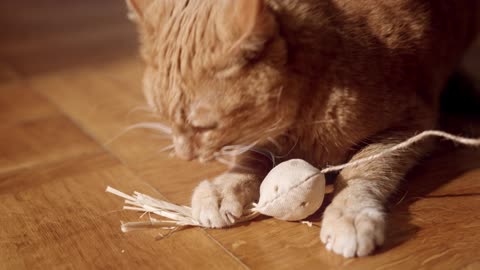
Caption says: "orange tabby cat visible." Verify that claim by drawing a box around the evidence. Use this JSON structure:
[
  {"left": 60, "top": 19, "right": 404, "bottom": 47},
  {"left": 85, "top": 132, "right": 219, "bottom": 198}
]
[{"left": 127, "top": 0, "right": 479, "bottom": 257}]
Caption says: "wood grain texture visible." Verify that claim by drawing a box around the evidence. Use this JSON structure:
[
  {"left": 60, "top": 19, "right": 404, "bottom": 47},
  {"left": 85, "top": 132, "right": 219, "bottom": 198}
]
[{"left": 1, "top": 1, "right": 479, "bottom": 269}]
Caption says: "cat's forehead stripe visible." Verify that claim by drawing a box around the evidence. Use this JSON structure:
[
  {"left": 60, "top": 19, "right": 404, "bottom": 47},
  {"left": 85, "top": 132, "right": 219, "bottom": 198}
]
[{"left": 156, "top": 2, "right": 215, "bottom": 89}]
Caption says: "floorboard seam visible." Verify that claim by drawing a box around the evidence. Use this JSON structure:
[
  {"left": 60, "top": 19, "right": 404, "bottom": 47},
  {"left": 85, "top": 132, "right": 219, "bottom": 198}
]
[{"left": 201, "top": 229, "right": 251, "bottom": 270}]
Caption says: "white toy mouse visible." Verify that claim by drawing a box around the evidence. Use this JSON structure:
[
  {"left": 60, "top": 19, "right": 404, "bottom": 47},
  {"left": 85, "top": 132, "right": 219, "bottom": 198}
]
[{"left": 253, "top": 159, "right": 325, "bottom": 221}]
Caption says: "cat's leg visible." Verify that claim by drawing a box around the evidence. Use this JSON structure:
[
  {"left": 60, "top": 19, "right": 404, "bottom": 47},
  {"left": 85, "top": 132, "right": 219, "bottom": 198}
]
[
  {"left": 192, "top": 153, "right": 272, "bottom": 228},
  {"left": 320, "top": 130, "right": 432, "bottom": 257}
]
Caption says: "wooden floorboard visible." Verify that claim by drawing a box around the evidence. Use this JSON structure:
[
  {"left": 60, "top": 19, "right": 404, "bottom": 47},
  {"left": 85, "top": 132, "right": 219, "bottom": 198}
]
[
  {"left": 0, "top": 69, "right": 247, "bottom": 270},
  {"left": 0, "top": 153, "right": 246, "bottom": 270},
  {"left": 1, "top": 1, "right": 480, "bottom": 269}
]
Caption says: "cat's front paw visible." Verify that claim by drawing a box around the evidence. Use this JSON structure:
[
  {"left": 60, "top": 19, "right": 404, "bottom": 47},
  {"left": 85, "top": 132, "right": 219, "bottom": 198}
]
[
  {"left": 191, "top": 174, "right": 259, "bottom": 228},
  {"left": 320, "top": 204, "right": 385, "bottom": 257}
]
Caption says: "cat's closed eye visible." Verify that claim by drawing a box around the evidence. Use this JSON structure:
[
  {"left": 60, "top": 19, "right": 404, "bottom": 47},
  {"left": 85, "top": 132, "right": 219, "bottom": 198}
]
[{"left": 188, "top": 104, "right": 219, "bottom": 132}]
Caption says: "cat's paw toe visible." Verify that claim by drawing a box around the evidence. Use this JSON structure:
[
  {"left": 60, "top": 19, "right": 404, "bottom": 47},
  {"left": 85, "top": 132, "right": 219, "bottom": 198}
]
[
  {"left": 191, "top": 180, "right": 242, "bottom": 228},
  {"left": 320, "top": 205, "right": 385, "bottom": 257},
  {"left": 195, "top": 201, "right": 229, "bottom": 228},
  {"left": 219, "top": 196, "right": 243, "bottom": 224}
]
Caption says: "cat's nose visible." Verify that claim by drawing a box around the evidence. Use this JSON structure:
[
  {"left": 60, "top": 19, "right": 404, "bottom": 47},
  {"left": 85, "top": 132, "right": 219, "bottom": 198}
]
[{"left": 173, "top": 136, "right": 196, "bottom": 161}]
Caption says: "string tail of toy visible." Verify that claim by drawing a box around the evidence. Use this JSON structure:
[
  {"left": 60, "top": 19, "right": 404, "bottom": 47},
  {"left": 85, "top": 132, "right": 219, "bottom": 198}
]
[
  {"left": 105, "top": 186, "right": 261, "bottom": 233},
  {"left": 321, "top": 130, "right": 480, "bottom": 174}
]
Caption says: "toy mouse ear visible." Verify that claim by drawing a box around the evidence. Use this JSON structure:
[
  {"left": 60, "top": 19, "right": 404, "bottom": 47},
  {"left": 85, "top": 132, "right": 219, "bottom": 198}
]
[{"left": 126, "top": 0, "right": 153, "bottom": 22}]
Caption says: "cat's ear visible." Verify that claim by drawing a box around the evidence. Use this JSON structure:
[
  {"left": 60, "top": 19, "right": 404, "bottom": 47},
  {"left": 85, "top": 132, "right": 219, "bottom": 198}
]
[
  {"left": 220, "top": 0, "right": 277, "bottom": 56},
  {"left": 126, "top": 0, "right": 153, "bottom": 22}
]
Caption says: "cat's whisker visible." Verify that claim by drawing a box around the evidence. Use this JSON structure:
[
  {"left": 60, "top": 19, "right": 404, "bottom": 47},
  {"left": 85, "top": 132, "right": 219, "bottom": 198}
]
[
  {"left": 274, "top": 137, "right": 299, "bottom": 159},
  {"left": 247, "top": 148, "right": 276, "bottom": 166},
  {"left": 214, "top": 155, "right": 236, "bottom": 169},
  {"left": 217, "top": 143, "right": 277, "bottom": 167},
  {"left": 267, "top": 137, "right": 282, "bottom": 151},
  {"left": 104, "top": 122, "right": 173, "bottom": 146},
  {"left": 265, "top": 117, "right": 286, "bottom": 134},
  {"left": 212, "top": 143, "right": 273, "bottom": 170},
  {"left": 159, "top": 144, "right": 175, "bottom": 153},
  {"left": 126, "top": 122, "right": 173, "bottom": 134},
  {"left": 219, "top": 141, "right": 259, "bottom": 157},
  {"left": 233, "top": 136, "right": 262, "bottom": 148},
  {"left": 126, "top": 105, "right": 157, "bottom": 118}
]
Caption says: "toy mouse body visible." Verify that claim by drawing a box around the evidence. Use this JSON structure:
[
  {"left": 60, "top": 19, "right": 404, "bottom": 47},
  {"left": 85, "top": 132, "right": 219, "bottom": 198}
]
[{"left": 253, "top": 159, "right": 326, "bottom": 221}]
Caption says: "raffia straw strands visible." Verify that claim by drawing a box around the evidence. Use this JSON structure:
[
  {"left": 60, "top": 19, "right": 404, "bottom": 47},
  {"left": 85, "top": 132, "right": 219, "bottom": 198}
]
[
  {"left": 106, "top": 187, "right": 198, "bottom": 231},
  {"left": 120, "top": 220, "right": 178, "bottom": 232},
  {"left": 106, "top": 186, "right": 262, "bottom": 232}
]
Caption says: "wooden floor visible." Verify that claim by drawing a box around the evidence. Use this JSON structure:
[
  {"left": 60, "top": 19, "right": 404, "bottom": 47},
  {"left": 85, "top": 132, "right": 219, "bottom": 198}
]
[{"left": 1, "top": 2, "right": 480, "bottom": 269}]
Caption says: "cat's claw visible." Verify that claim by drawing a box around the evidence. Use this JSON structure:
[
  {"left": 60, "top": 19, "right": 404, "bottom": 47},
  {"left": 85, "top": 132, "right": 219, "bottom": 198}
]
[
  {"left": 191, "top": 180, "right": 244, "bottom": 228},
  {"left": 320, "top": 205, "right": 385, "bottom": 257}
]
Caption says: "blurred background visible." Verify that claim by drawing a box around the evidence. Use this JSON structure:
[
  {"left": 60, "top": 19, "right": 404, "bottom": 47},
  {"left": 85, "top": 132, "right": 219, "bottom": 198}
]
[{"left": 1, "top": 1, "right": 137, "bottom": 77}]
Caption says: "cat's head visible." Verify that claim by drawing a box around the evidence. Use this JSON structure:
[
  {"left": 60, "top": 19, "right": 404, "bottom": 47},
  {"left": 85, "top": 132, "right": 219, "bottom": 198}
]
[{"left": 128, "top": 0, "right": 299, "bottom": 161}]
